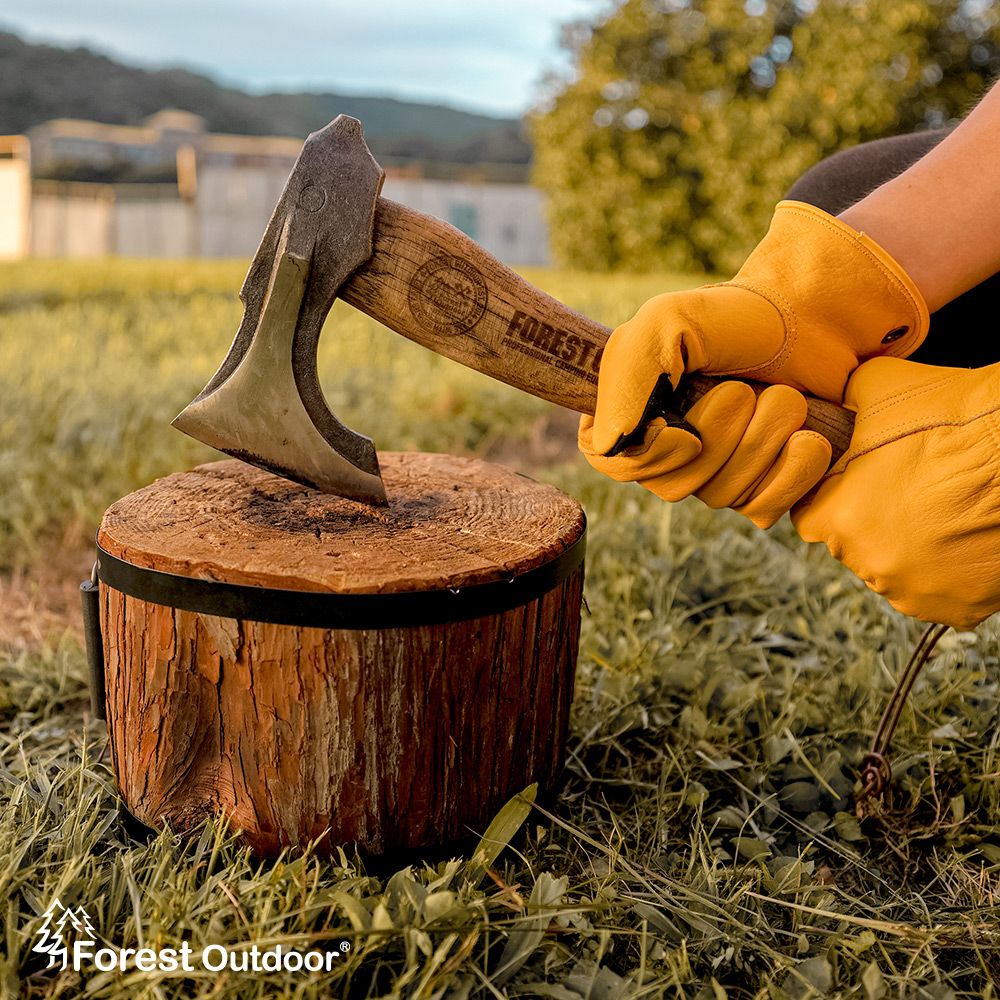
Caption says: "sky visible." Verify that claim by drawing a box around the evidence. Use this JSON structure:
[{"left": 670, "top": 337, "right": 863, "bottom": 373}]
[{"left": 0, "top": 0, "right": 605, "bottom": 117}]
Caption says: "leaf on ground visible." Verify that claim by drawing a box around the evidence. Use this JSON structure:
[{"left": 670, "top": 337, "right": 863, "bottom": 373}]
[
  {"left": 780, "top": 781, "right": 822, "bottom": 813},
  {"left": 734, "top": 837, "right": 771, "bottom": 861},
  {"left": 564, "top": 965, "right": 631, "bottom": 1000},
  {"left": 331, "top": 890, "right": 373, "bottom": 932},
  {"left": 833, "top": 811, "right": 864, "bottom": 842},
  {"left": 493, "top": 872, "right": 568, "bottom": 985},
  {"left": 463, "top": 783, "right": 537, "bottom": 885},
  {"left": 784, "top": 956, "right": 833, "bottom": 997},
  {"left": 862, "top": 961, "right": 887, "bottom": 1000}
]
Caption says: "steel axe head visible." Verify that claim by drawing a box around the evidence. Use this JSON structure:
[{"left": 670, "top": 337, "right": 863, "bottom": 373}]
[{"left": 172, "top": 115, "right": 389, "bottom": 504}]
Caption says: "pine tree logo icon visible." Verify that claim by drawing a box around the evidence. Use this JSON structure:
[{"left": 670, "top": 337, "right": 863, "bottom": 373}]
[{"left": 32, "top": 898, "right": 97, "bottom": 970}]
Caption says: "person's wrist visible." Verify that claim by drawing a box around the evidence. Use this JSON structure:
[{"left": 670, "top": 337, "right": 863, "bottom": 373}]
[{"left": 838, "top": 199, "right": 942, "bottom": 312}]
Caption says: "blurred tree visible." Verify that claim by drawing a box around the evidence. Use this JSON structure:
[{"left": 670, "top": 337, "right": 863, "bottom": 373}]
[{"left": 531, "top": 0, "right": 1000, "bottom": 273}]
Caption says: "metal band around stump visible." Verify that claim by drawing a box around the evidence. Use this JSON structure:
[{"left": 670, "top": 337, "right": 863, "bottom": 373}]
[{"left": 94, "top": 526, "right": 586, "bottom": 630}]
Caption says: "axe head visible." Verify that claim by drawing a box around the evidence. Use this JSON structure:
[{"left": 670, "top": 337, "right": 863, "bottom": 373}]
[{"left": 172, "top": 115, "right": 389, "bottom": 504}]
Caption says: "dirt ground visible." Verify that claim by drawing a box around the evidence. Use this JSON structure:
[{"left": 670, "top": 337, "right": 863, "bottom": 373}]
[{"left": 0, "top": 547, "right": 94, "bottom": 652}]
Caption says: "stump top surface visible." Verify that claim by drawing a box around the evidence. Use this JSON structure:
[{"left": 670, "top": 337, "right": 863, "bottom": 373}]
[{"left": 98, "top": 454, "right": 585, "bottom": 593}]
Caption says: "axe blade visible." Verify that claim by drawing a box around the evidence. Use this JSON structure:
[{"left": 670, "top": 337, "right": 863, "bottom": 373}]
[{"left": 172, "top": 115, "right": 388, "bottom": 504}]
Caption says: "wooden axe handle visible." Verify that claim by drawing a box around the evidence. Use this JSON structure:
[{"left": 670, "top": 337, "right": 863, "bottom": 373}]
[{"left": 341, "top": 198, "right": 855, "bottom": 464}]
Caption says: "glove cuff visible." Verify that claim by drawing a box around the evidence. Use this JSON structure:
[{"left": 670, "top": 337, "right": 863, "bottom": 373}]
[
  {"left": 729, "top": 201, "right": 930, "bottom": 397},
  {"left": 778, "top": 200, "right": 929, "bottom": 355}
]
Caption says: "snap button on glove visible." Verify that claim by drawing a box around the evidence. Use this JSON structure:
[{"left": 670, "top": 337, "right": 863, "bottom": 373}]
[
  {"left": 588, "top": 200, "right": 928, "bottom": 458},
  {"left": 792, "top": 357, "right": 1000, "bottom": 629},
  {"left": 580, "top": 382, "right": 832, "bottom": 529}
]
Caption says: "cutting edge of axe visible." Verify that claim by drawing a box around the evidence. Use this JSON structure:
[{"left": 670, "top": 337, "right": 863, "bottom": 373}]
[{"left": 173, "top": 115, "right": 855, "bottom": 504}]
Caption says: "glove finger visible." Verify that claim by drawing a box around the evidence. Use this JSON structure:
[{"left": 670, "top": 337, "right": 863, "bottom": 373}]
[
  {"left": 734, "top": 430, "right": 832, "bottom": 529},
  {"left": 790, "top": 479, "right": 841, "bottom": 548},
  {"left": 635, "top": 381, "right": 758, "bottom": 501},
  {"left": 590, "top": 302, "right": 689, "bottom": 456},
  {"left": 579, "top": 411, "right": 692, "bottom": 460},
  {"left": 580, "top": 413, "right": 701, "bottom": 482},
  {"left": 695, "top": 384, "right": 810, "bottom": 510}
]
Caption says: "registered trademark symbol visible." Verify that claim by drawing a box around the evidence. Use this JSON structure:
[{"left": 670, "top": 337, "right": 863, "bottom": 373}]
[{"left": 340, "top": 941, "right": 351, "bottom": 952}]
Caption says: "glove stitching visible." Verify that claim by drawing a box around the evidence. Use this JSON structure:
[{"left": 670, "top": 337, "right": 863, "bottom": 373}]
[
  {"left": 855, "top": 371, "right": 972, "bottom": 422},
  {"left": 711, "top": 279, "right": 798, "bottom": 378},
  {"left": 796, "top": 429, "right": 830, "bottom": 444},
  {"left": 779, "top": 204, "right": 926, "bottom": 353},
  {"left": 836, "top": 400, "right": 1000, "bottom": 472}
]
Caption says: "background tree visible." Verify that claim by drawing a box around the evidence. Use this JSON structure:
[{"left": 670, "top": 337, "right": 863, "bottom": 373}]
[{"left": 531, "top": 0, "right": 1000, "bottom": 274}]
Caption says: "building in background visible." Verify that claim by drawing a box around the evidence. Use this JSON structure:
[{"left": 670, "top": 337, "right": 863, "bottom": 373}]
[
  {"left": 0, "top": 110, "right": 550, "bottom": 265},
  {"left": 0, "top": 136, "right": 30, "bottom": 257}
]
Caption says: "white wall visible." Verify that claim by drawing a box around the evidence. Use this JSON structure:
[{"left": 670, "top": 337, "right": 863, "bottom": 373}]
[
  {"left": 114, "top": 198, "right": 197, "bottom": 257},
  {"left": 30, "top": 185, "right": 113, "bottom": 257},
  {"left": 196, "top": 164, "right": 290, "bottom": 257},
  {"left": 381, "top": 177, "right": 550, "bottom": 266},
  {"left": 196, "top": 165, "right": 551, "bottom": 265},
  {"left": 29, "top": 184, "right": 196, "bottom": 258},
  {"left": 0, "top": 159, "right": 30, "bottom": 258}
]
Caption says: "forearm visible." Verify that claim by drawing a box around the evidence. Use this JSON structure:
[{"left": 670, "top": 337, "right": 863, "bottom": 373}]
[{"left": 839, "top": 81, "right": 1000, "bottom": 313}]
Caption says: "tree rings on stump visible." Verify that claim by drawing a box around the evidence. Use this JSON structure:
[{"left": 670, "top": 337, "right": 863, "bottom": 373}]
[{"left": 95, "top": 454, "right": 585, "bottom": 857}]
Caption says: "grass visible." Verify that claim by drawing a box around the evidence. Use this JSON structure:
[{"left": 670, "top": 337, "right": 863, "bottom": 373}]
[{"left": 2, "top": 259, "right": 1000, "bottom": 998}]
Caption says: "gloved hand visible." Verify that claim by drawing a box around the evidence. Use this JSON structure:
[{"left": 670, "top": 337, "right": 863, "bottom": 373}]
[
  {"left": 579, "top": 381, "right": 832, "bottom": 528},
  {"left": 792, "top": 357, "right": 1000, "bottom": 629},
  {"left": 587, "top": 200, "right": 929, "bottom": 463}
]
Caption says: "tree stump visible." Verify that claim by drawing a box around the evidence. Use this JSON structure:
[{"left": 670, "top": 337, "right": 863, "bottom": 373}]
[{"left": 96, "top": 454, "right": 585, "bottom": 857}]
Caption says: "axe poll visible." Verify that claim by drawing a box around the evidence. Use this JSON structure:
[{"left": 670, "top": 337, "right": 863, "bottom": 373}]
[{"left": 173, "top": 116, "right": 855, "bottom": 504}]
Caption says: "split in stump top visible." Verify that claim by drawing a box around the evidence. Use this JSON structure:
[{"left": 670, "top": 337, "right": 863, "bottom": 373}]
[{"left": 98, "top": 454, "right": 585, "bottom": 593}]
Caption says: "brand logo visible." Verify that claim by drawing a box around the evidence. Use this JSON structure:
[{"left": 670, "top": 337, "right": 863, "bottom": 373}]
[
  {"left": 504, "top": 309, "right": 602, "bottom": 384},
  {"left": 408, "top": 255, "right": 489, "bottom": 336},
  {"left": 32, "top": 899, "right": 97, "bottom": 971},
  {"left": 30, "top": 896, "right": 350, "bottom": 974}
]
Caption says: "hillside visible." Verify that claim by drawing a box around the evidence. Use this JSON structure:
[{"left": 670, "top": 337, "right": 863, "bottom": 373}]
[{"left": 0, "top": 31, "right": 531, "bottom": 166}]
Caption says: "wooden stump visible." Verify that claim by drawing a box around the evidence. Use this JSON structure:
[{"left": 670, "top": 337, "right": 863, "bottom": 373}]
[{"left": 96, "top": 454, "right": 585, "bottom": 857}]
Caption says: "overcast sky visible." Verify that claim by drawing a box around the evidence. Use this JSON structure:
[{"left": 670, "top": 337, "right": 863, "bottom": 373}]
[{"left": 1, "top": 0, "right": 605, "bottom": 117}]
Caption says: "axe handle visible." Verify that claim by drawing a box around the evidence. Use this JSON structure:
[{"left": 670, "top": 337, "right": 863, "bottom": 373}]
[{"left": 341, "top": 198, "right": 855, "bottom": 464}]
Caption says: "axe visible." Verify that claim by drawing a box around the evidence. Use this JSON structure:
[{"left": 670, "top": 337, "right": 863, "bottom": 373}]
[{"left": 173, "top": 116, "right": 854, "bottom": 504}]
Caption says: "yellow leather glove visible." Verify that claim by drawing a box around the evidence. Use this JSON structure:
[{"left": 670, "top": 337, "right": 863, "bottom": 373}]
[
  {"left": 792, "top": 358, "right": 1000, "bottom": 629},
  {"left": 588, "top": 200, "right": 929, "bottom": 460},
  {"left": 579, "top": 381, "right": 832, "bottom": 528}
]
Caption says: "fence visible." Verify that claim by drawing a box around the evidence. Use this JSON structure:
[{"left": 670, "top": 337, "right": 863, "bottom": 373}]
[{"left": 3, "top": 168, "right": 551, "bottom": 265}]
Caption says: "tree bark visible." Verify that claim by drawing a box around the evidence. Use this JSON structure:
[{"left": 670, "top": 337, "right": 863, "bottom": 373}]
[{"left": 97, "top": 454, "right": 585, "bottom": 857}]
